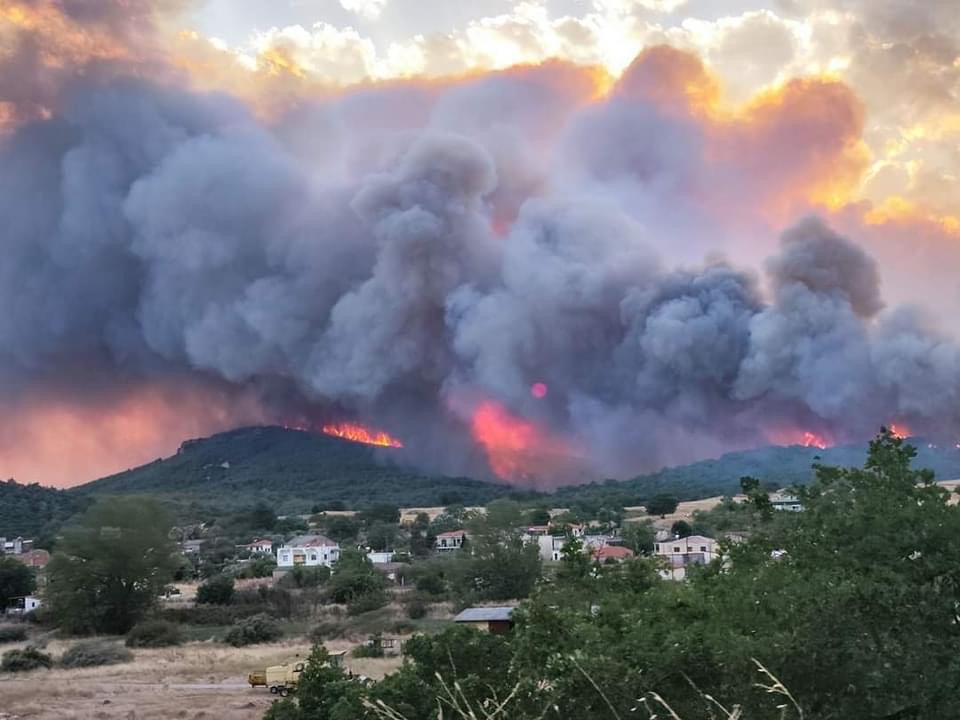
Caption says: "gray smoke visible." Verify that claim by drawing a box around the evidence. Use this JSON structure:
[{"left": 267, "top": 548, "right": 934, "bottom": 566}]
[{"left": 2, "top": 53, "right": 960, "bottom": 485}]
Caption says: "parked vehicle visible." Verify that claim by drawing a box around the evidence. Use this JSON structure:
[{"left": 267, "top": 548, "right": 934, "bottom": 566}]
[{"left": 248, "top": 652, "right": 347, "bottom": 695}]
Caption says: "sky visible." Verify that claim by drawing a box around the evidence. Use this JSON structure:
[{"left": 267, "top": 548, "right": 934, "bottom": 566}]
[
  {"left": 1, "top": 0, "right": 959, "bottom": 488},
  {"left": 178, "top": 0, "right": 959, "bottom": 218}
]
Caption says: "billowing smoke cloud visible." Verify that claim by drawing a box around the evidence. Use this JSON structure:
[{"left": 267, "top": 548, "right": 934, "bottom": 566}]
[{"left": 1, "top": 14, "right": 959, "bottom": 487}]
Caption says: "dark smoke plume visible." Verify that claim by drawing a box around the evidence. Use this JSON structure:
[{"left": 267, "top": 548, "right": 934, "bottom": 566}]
[{"left": 1, "top": 29, "right": 958, "bottom": 485}]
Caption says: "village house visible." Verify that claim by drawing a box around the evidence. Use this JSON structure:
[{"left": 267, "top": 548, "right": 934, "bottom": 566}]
[
  {"left": 453, "top": 606, "right": 515, "bottom": 635},
  {"left": 770, "top": 492, "right": 804, "bottom": 512},
  {"left": 534, "top": 534, "right": 567, "bottom": 562},
  {"left": 244, "top": 538, "right": 274, "bottom": 554},
  {"left": 278, "top": 534, "right": 340, "bottom": 568},
  {"left": 13, "top": 549, "right": 50, "bottom": 570},
  {"left": 0, "top": 537, "right": 32, "bottom": 555},
  {"left": 366, "top": 551, "right": 394, "bottom": 564},
  {"left": 180, "top": 539, "right": 204, "bottom": 555},
  {"left": 6, "top": 595, "right": 42, "bottom": 615},
  {"left": 435, "top": 529, "right": 467, "bottom": 552},
  {"left": 592, "top": 545, "right": 635, "bottom": 563},
  {"left": 654, "top": 535, "right": 719, "bottom": 581}
]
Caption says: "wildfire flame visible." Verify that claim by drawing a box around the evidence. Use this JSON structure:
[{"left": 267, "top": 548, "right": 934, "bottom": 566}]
[
  {"left": 470, "top": 400, "right": 575, "bottom": 482},
  {"left": 888, "top": 422, "right": 911, "bottom": 439},
  {"left": 321, "top": 422, "right": 403, "bottom": 448},
  {"left": 768, "top": 428, "right": 832, "bottom": 450}
]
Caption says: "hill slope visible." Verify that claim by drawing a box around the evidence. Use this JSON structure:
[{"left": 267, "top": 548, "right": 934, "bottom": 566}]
[
  {"left": 75, "top": 426, "right": 519, "bottom": 515},
  {"left": 554, "top": 439, "right": 960, "bottom": 505},
  {"left": 0, "top": 479, "right": 90, "bottom": 538}
]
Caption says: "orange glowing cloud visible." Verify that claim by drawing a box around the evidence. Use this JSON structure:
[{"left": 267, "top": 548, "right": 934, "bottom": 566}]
[
  {"left": 0, "top": 383, "right": 268, "bottom": 488},
  {"left": 470, "top": 400, "right": 582, "bottom": 484}
]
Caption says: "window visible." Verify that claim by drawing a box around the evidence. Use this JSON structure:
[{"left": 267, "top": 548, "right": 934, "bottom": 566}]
[
  {"left": 674, "top": 547, "right": 680, "bottom": 553},
  {"left": 700, "top": 546, "right": 707, "bottom": 552},
  {"left": 310, "top": 553, "right": 318, "bottom": 561}
]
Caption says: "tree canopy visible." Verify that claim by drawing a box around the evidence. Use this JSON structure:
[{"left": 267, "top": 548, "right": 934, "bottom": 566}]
[{"left": 45, "top": 497, "right": 178, "bottom": 634}]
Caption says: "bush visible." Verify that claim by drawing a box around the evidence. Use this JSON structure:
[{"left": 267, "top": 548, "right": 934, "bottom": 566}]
[
  {"left": 0, "top": 625, "right": 27, "bottom": 644},
  {"left": 126, "top": 620, "right": 183, "bottom": 648},
  {"left": 224, "top": 613, "right": 283, "bottom": 647},
  {"left": 346, "top": 590, "right": 389, "bottom": 616},
  {"left": 351, "top": 634, "right": 385, "bottom": 658},
  {"left": 60, "top": 640, "right": 133, "bottom": 669},
  {"left": 404, "top": 597, "right": 428, "bottom": 620},
  {"left": 309, "top": 619, "right": 346, "bottom": 642},
  {"left": 160, "top": 604, "right": 269, "bottom": 626},
  {"left": 1, "top": 647, "right": 53, "bottom": 673},
  {"left": 196, "top": 575, "right": 235, "bottom": 605}
]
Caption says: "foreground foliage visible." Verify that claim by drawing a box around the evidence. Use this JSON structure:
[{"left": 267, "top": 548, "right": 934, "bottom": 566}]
[
  {"left": 1, "top": 647, "right": 53, "bottom": 673},
  {"left": 60, "top": 640, "right": 133, "bottom": 668},
  {"left": 46, "top": 498, "right": 178, "bottom": 634},
  {"left": 265, "top": 430, "right": 960, "bottom": 719}
]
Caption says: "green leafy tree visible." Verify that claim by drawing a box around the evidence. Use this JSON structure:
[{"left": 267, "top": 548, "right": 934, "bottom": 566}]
[
  {"left": 359, "top": 504, "right": 400, "bottom": 525},
  {"left": 196, "top": 574, "right": 235, "bottom": 605},
  {"left": 365, "top": 521, "right": 397, "bottom": 552},
  {"left": 46, "top": 498, "right": 177, "bottom": 634},
  {"left": 0, "top": 557, "right": 35, "bottom": 610},
  {"left": 326, "top": 550, "right": 387, "bottom": 604},
  {"left": 645, "top": 494, "right": 679, "bottom": 517},
  {"left": 669, "top": 519, "right": 692, "bottom": 538},
  {"left": 526, "top": 507, "right": 552, "bottom": 526},
  {"left": 323, "top": 515, "right": 361, "bottom": 543}
]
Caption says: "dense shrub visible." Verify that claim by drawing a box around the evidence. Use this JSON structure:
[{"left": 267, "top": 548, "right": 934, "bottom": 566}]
[
  {"left": 346, "top": 589, "right": 389, "bottom": 616},
  {"left": 60, "top": 640, "right": 133, "bottom": 669},
  {"left": 196, "top": 575, "right": 235, "bottom": 605},
  {"left": 309, "top": 619, "right": 345, "bottom": 643},
  {"left": 1, "top": 647, "right": 53, "bottom": 673},
  {"left": 125, "top": 620, "right": 183, "bottom": 648},
  {"left": 160, "top": 604, "right": 268, "bottom": 626},
  {"left": 351, "top": 634, "right": 385, "bottom": 658},
  {"left": 404, "top": 597, "right": 427, "bottom": 620},
  {"left": 224, "top": 613, "right": 282, "bottom": 647},
  {"left": 0, "top": 625, "right": 27, "bottom": 644}
]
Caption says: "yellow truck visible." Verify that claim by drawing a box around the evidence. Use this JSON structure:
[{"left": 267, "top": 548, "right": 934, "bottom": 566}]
[
  {"left": 247, "top": 652, "right": 346, "bottom": 696},
  {"left": 248, "top": 662, "right": 305, "bottom": 696}
]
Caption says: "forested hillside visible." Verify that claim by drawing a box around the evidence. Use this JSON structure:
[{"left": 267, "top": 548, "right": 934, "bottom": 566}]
[
  {"left": 0, "top": 479, "right": 89, "bottom": 538},
  {"left": 75, "top": 426, "right": 523, "bottom": 516}
]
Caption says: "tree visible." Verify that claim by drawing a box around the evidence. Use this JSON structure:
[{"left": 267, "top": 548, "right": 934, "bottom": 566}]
[
  {"left": 670, "top": 520, "right": 692, "bottom": 538},
  {"left": 196, "top": 574, "right": 235, "bottom": 605},
  {"left": 248, "top": 502, "right": 277, "bottom": 531},
  {"left": 526, "top": 507, "right": 552, "bottom": 526},
  {"left": 326, "top": 550, "right": 387, "bottom": 604},
  {"left": 622, "top": 520, "right": 655, "bottom": 554},
  {"left": 324, "top": 515, "right": 361, "bottom": 543},
  {"left": 359, "top": 504, "right": 400, "bottom": 525},
  {"left": 46, "top": 498, "right": 177, "bottom": 634},
  {"left": 645, "top": 494, "right": 679, "bottom": 517},
  {"left": 365, "top": 521, "right": 397, "bottom": 552},
  {"left": 0, "top": 557, "right": 34, "bottom": 609}
]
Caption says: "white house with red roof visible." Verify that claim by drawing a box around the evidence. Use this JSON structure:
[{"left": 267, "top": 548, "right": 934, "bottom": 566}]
[
  {"left": 278, "top": 534, "right": 340, "bottom": 568},
  {"left": 245, "top": 538, "right": 274, "bottom": 554},
  {"left": 435, "top": 529, "right": 467, "bottom": 552},
  {"left": 592, "top": 545, "right": 635, "bottom": 563}
]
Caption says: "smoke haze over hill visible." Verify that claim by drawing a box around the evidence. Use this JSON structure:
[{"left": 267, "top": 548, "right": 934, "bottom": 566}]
[{"left": 2, "top": 2, "right": 960, "bottom": 487}]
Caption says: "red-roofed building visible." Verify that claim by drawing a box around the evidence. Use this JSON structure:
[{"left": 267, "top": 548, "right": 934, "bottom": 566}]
[
  {"left": 435, "top": 529, "right": 467, "bottom": 552},
  {"left": 592, "top": 545, "right": 634, "bottom": 564},
  {"left": 14, "top": 549, "right": 50, "bottom": 569}
]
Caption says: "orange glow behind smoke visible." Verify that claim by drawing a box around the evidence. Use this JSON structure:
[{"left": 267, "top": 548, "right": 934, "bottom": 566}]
[
  {"left": 321, "top": 422, "right": 403, "bottom": 448},
  {"left": 888, "top": 423, "right": 911, "bottom": 439},
  {"left": 0, "top": 384, "right": 268, "bottom": 487},
  {"left": 470, "top": 400, "right": 574, "bottom": 482}
]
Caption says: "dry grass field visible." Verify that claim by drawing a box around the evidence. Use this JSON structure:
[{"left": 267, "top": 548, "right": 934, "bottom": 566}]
[{"left": 0, "top": 638, "right": 404, "bottom": 720}]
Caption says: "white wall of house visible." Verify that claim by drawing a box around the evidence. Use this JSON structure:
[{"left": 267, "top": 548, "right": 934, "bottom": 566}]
[
  {"left": 655, "top": 535, "right": 719, "bottom": 581},
  {"left": 435, "top": 532, "right": 465, "bottom": 551},
  {"left": 367, "top": 551, "right": 394, "bottom": 564},
  {"left": 278, "top": 540, "right": 340, "bottom": 568},
  {"left": 534, "top": 535, "right": 567, "bottom": 562},
  {"left": 6, "top": 596, "right": 41, "bottom": 615}
]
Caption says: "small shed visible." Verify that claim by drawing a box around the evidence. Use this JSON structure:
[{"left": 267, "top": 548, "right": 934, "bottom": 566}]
[{"left": 453, "top": 606, "right": 515, "bottom": 635}]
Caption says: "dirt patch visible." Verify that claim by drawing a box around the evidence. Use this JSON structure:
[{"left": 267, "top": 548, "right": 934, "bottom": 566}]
[{"left": 0, "top": 639, "right": 403, "bottom": 719}]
